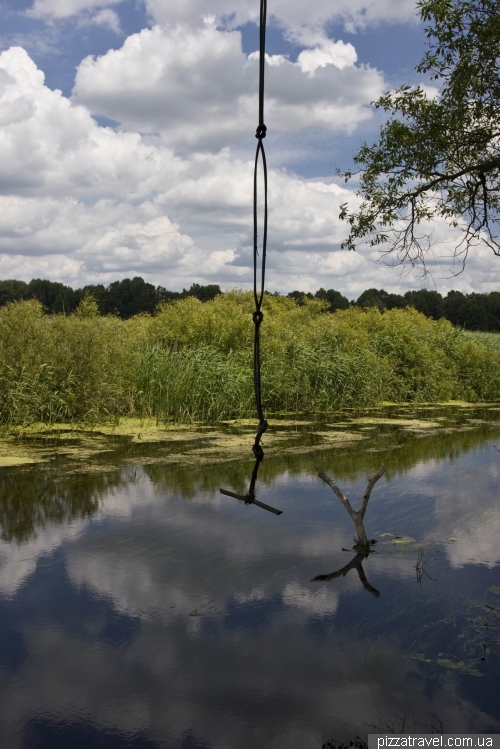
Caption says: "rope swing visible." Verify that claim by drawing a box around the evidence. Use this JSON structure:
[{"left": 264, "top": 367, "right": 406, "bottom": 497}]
[
  {"left": 220, "top": 0, "right": 283, "bottom": 516},
  {"left": 252, "top": 0, "right": 269, "bottom": 462}
]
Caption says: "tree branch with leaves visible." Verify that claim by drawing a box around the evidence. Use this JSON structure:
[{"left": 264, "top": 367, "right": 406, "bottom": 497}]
[{"left": 340, "top": 0, "right": 500, "bottom": 272}]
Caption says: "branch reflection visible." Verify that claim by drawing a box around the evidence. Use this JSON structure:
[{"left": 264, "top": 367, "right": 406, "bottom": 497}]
[{"left": 312, "top": 552, "right": 380, "bottom": 597}]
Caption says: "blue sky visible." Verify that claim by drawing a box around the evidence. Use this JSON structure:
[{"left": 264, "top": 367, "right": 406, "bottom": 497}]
[{"left": 0, "top": 0, "right": 498, "bottom": 297}]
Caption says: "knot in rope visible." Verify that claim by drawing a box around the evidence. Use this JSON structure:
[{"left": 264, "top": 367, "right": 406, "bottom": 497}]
[
  {"left": 252, "top": 419, "right": 268, "bottom": 461},
  {"left": 252, "top": 442, "right": 265, "bottom": 461},
  {"left": 256, "top": 419, "right": 268, "bottom": 438},
  {"left": 255, "top": 124, "right": 267, "bottom": 140},
  {"left": 252, "top": 309, "right": 264, "bottom": 326}
]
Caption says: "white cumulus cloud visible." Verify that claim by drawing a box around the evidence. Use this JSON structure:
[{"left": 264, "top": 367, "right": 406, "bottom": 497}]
[
  {"left": 72, "top": 22, "right": 384, "bottom": 151},
  {"left": 87, "top": 8, "right": 122, "bottom": 34},
  {"left": 143, "top": 0, "right": 418, "bottom": 33},
  {"left": 25, "top": 0, "right": 419, "bottom": 33},
  {"left": 27, "top": 0, "right": 123, "bottom": 21},
  {"left": 297, "top": 39, "right": 357, "bottom": 74},
  {"left": 1, "top": 44, "right": 499, "bottom": 294}
]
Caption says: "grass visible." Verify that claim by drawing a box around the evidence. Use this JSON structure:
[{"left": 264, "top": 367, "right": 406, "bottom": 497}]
[{"left": 1, "top": 292, "right": 500, "bottom": 428}]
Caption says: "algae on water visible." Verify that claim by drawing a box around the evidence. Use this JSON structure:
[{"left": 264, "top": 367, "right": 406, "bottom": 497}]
[{"left": 1, "top": 403, "right": 499, "bottom": 474}]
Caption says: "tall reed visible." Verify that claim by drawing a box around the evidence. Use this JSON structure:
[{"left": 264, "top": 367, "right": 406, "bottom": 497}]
[{"left": 1, "top": 293, "right": 499, "bottom": 428}]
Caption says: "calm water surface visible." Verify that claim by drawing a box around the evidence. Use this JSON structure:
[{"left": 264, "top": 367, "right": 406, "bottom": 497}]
[{"left": 1, "top": 407, "right": 499, "bottom": 748}]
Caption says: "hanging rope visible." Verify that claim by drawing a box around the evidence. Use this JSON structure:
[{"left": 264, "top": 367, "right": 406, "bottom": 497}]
[
  {"left": 220, "top": 456, "right": 283, "bottom": 515},
  {"left": 219, "top": 0, "right": 282, "bottom": 516},
  {"left": 252, "top": 0, "right": 268, "bottom": 461}
]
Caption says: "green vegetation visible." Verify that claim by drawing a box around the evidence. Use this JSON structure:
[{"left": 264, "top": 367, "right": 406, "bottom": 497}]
[
  {"left": 1, "top": 292, "right": 499, "bottom": 428},
  {"left": 2, "top": 277, "right": 500, "bottom": 330}
]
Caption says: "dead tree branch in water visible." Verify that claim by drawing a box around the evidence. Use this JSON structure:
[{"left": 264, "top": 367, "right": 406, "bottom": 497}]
[{"left": 316, "top": 465, "right": 385, "bottom": 553}]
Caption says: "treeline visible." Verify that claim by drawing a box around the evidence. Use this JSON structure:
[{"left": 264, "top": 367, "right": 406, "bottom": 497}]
[
  {"left": 1, "top": 277, "right": 500, "bottom": 331},
  {"left": 290, "top": 287, "right": 500, "bottom": 331},
  {"left": 0, "top": 278, "right": 222, "bottom": 319}
]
